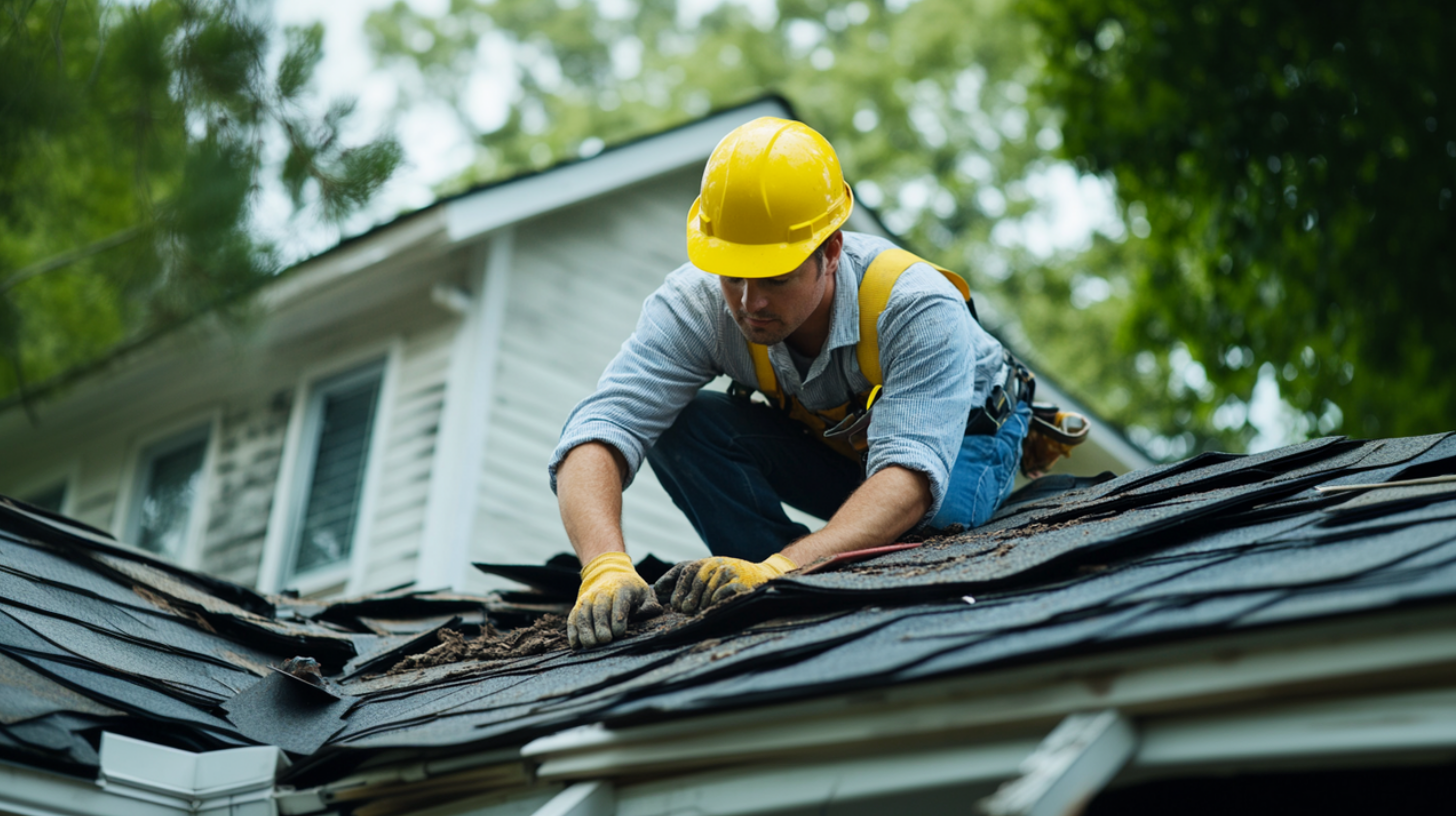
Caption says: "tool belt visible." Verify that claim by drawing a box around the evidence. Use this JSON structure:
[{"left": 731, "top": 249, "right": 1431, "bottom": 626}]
[
  {"left": 964, "top": 350, "right": 1092, "bottom": 476},
  {"left": 966, "top": 349, "right": 1034, "bottom": 437}
]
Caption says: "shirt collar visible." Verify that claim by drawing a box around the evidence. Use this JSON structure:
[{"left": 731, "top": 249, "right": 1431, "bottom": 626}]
[{"left": 823, "top": 250, "right": 862, "bottom": 354}]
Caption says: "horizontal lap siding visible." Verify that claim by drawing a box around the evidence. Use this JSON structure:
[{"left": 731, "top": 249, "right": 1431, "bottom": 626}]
[
  {"left": 360, "top": 321, "right": 454, "bottom": 592},
  {"left": 470, "top": 171, "right": 707, "bottom": 584},
  {"left": 201, "top": 393, "right": 293, "bottom": 585}
]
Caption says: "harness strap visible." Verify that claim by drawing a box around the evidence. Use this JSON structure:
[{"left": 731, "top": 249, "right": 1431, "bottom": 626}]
[
  {"left": 856, "top": 248, "right": 968, "bottom": 385},
  {"left": 749, "top": 248, "right": 971, "bottom": 399}
]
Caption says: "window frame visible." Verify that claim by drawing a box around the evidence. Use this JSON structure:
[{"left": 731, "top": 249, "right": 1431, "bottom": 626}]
[
  {"left": 112, "top": 411, "right": 221, "bottom": 569},
  {"left": 260, "top": 343, "right": 399, "bottom": 597}
]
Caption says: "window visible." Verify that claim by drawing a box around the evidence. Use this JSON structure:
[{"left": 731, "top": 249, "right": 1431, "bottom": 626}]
[
  {"left": 286, "top": 361, "right": 384, "bottom": 581},
  {"left": 127, "top": 426, "right": 209, "bottom": 559}
]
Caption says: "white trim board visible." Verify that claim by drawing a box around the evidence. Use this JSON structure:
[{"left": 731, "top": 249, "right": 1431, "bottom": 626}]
[
  {"left": 443, "top": 100, "right": 791, "bottom": 244},
  {"left": 417, "top": 229, "right": 514, "bottom": 592}
]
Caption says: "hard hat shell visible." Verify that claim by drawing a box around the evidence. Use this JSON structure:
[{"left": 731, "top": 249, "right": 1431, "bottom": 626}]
[{"left": 686, "top": 117, "right": 854, "bottom": 278}]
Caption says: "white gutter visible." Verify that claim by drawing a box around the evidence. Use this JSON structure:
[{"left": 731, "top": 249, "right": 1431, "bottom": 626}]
[
  {"left": 524, "top": 607, "right": 1456, "bottom": 780},
  {"left": 274, "top": 747, "right": 529, "bottom": 815},
  {"left": 567, "top": 685, "right": 1456, "bottom": 816},
  {"left": 0, "top": 733, "right": 285, "bottom": 816},
  {"left": 98, "top": 733, "right": 286, "bottom": 815},
  {"left": 615, "top": 739, "right": 1038, "bottom": 816}
]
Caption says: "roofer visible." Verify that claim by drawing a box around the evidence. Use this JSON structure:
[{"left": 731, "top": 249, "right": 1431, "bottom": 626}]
[{"left": 551, "top": 117, "right": 1078, "bottom": 648}]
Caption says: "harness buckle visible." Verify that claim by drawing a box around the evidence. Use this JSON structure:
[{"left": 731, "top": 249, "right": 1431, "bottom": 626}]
[{"left": 823, "top": 384, "right": 882, "bottom": 444}]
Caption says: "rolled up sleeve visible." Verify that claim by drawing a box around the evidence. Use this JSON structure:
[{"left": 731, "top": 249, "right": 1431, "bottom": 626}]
[
  {"left": 863, "top": 265, "right": 978, "bottom": 519},
  {"left": 549, "top": 271, "right": 719, "bottom": 492}
]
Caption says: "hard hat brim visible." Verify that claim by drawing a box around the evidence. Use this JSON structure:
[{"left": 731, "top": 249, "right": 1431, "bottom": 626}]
[{"left": 685, "top": 184, "right": 855, "bottom": 278}]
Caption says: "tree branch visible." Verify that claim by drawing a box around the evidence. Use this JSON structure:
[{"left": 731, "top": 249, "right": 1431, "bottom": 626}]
[{"left": 0, "top": 224, "right": 149, "bottom": 295}]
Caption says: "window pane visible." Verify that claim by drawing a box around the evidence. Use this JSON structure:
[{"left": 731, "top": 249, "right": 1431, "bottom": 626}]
[
  {"left": 292, "top": 374, "right": 381, "bottom": 576},
  {"left": 23, "top": 483, "right": 66, "bottom": 513},
  {"left": 136, "top": 439, "right": 207, "bottom": 558}
]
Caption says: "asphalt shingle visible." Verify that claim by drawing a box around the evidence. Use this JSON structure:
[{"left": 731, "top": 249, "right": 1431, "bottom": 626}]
[{"left": 0, "top": 433, "right": 1454, "bottom": 782}]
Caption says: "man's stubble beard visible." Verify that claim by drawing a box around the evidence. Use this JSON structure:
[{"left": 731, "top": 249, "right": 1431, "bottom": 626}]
[{"left": 731, "top": 311, "right": 792, "bottom": 346}]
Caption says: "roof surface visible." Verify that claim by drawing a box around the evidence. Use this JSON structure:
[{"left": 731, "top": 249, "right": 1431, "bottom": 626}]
[{"left": 2, "top": 432, "right": 1455, "bottom": 786}]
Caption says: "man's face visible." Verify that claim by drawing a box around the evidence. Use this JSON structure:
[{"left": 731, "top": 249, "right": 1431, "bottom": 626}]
[{"left": 718, "top": 254, "right": 829, "bottom": 346}]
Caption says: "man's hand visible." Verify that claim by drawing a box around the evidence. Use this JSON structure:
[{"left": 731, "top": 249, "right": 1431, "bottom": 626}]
[
  {"left": 569, "top": 552, "right": 661, "bottom": 649},
  {"left": 655, "top": 553, "right": 798, "bottom": 614}
]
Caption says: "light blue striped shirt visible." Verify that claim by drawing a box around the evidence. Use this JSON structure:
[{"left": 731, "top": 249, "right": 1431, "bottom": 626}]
[{"left": 550, "top": 231, "right": 1008, "bottom": 518}]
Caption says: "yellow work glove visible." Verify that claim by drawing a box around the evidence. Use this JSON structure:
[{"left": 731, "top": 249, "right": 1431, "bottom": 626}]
[
  {"left": 654, "top": 553, "right": 798, "bottom": 615},
  {"left": 568, "top": 552, "right": 661, "bottom": 649}
]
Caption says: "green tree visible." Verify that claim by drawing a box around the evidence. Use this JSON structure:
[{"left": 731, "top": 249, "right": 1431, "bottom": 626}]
[
  {"left": 369, "top": 0, "right": 1202, "bottom": 456},
  {"left": 0, "top": 0, "right": 402, "bottom": 409},
  {"left": 1033, "top": 0, "right": 1456, "bottom": 441}
]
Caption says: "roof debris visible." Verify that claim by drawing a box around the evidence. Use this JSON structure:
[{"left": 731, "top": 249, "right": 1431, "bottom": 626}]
[{"left": 386, "top": 615, "right": 568, "bottom": 675}]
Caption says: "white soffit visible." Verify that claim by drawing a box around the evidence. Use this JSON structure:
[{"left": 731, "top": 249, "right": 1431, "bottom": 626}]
[{"left": 443, "top": 100, "right": 792, "bottom": 244}]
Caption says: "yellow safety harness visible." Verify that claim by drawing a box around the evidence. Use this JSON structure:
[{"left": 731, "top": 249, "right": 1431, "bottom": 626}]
[{"left": 741, "top": 249, "right": 973, "bottom": 461}]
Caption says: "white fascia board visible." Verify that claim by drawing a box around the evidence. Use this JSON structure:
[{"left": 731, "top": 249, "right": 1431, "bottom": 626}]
[
  {"left": 260, "top": 207, "right": 451, "bottom": 312},
  {"left": 268, "top": 99, "right": 790, "bottom": 315},
  {"left": 443, "top": 100, "right": 792, "bottom": 245},
  {"left": 616, "top": 739, "right": 1038, "bottom": 816},
  {"left": 525, "top": 607, "right": 1456, "bottom": 779}
]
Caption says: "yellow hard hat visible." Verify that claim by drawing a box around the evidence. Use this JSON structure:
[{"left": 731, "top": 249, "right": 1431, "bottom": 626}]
[{"left": 686, "top": 117, "right": 854, "bottom": 278}]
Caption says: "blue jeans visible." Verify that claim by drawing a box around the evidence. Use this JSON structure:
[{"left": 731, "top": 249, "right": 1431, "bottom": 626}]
[{"left": 646, "top": 391, "right": 1030, "bottom": 561}]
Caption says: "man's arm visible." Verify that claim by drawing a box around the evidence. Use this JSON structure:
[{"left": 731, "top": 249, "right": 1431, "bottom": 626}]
[
  {"left": 556, "top": 441, "right": 630, "bottom": 562},
  {"left": 781, "top": 464, "right": 930, "bottom": 566}
]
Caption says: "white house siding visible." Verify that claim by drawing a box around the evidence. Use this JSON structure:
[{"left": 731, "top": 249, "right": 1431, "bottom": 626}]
[
  {"left": 199, "top": 393, "right": 293, "bottom": 586},
  {"left": 356, "top": 319, "right": 454, "bottom": 593},
  {"left": 469, "top": 168, "right": 709, "bottom": 584}
]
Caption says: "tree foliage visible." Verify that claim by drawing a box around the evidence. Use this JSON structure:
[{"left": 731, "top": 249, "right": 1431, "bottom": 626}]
[
  {"left": 369, "top": 0, "right": 1194, "bottom": 455},
  {"left": 0, "top": 0, "right": 402, "bottom": 407},
  {"left": 1033, "top": 0, "right": 1456, "bottom": 442}
]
